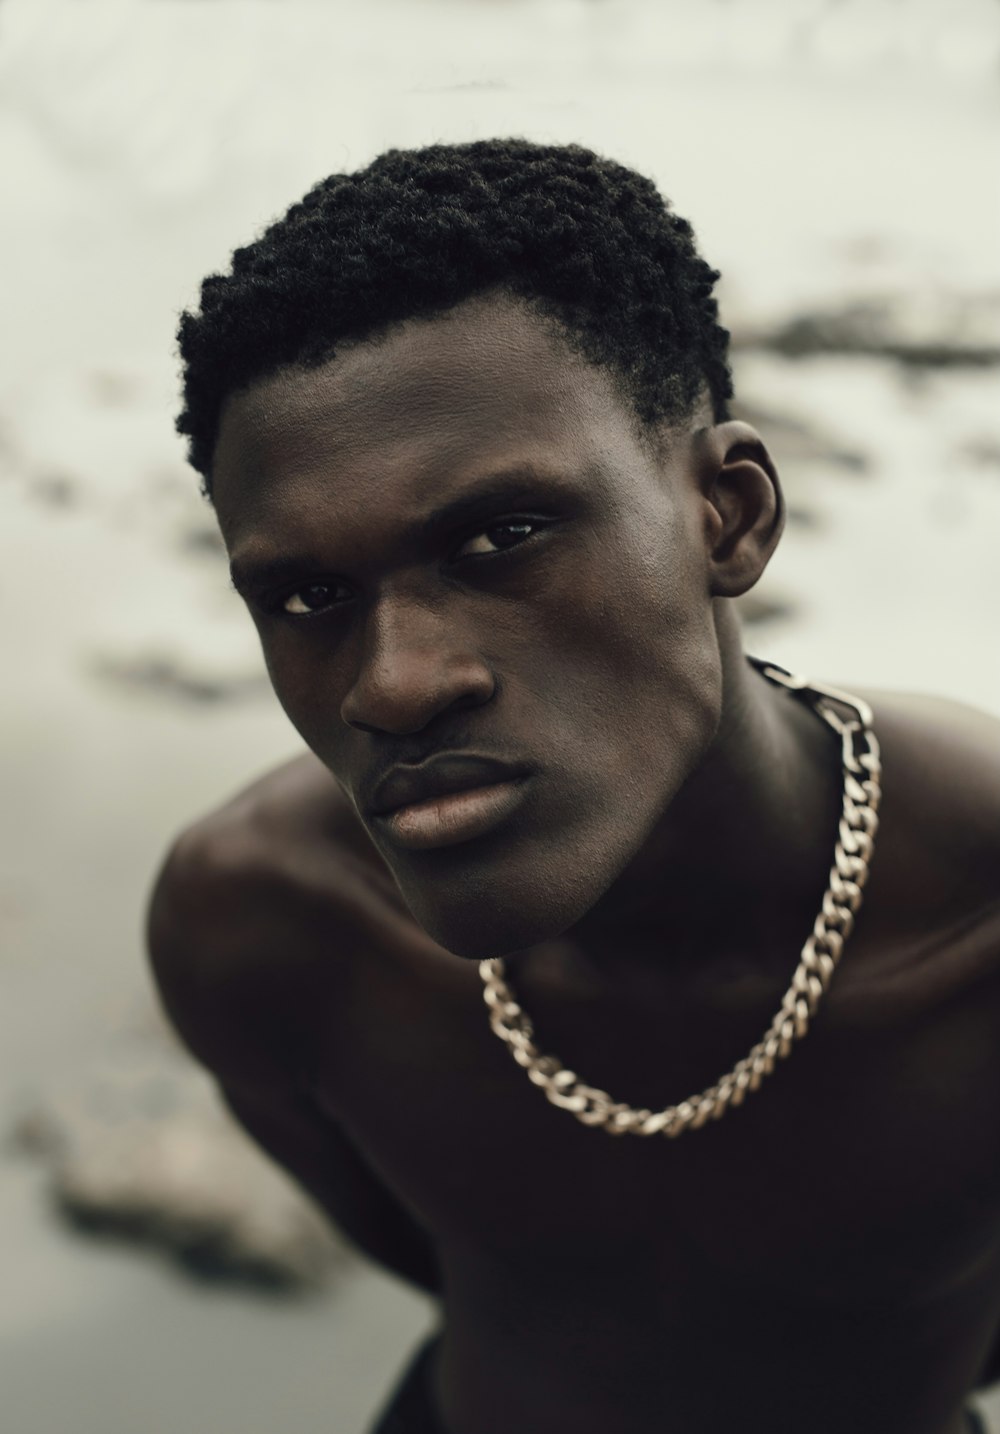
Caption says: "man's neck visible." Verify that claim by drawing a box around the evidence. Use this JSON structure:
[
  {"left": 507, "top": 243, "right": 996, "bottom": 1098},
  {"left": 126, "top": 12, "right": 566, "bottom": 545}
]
[{"left": 568, "top": 609, "right": 846, "bottom": 980}]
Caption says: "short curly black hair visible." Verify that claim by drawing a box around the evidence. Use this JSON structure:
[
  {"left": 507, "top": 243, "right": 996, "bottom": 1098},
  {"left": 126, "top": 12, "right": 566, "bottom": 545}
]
[{"left": 177, "top": 138, "right": 732, "bottom": 492}]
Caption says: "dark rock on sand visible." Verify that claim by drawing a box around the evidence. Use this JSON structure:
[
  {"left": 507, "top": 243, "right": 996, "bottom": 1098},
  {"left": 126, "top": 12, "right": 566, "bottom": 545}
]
[
  {"left": 8, "top": 1019, "right": 351, "bottom": 1296},
  {"left": 730, "top": 397, "right": 869, "bottom": 477},
  {"left": 736, "top": 293, "right": 1000, "bottom": 369},
  {"left": 30, "top": 471, "right": 83, "bottom": 509},
  {"left": 89, "top": 652, "right": 269, "bottom": 705},
  {"left": 958, "top": 437, "right": 1000, "bottom": 471}
]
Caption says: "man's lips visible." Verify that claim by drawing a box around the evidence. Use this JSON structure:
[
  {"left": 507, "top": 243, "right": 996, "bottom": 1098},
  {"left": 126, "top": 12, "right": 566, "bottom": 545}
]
[{"left": 364, "top": 755, "right": 532, "bottom": 851}]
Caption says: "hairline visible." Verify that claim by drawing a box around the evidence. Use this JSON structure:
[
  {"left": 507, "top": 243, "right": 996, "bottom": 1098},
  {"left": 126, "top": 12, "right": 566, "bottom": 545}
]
[{"left": 204, "top": 285, "right": 708, "bottom": 497}]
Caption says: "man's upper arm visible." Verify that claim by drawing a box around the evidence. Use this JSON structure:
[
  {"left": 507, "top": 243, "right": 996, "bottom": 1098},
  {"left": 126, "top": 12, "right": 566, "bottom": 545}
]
[
  {"left": 147, "top": 821, "right": 292, "bottom": 1088},
  {"left": 219, "top": 1080, "right": 442, "bottom": 1294},
  {"left": 146, "top": 820, "right": 442, "bottom": 1294}
]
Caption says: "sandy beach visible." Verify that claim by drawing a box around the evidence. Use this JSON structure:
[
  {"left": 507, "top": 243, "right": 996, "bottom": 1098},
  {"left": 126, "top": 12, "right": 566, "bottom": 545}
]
[{"left": 2, "top": 1, "right": 999, "bottom": 1429}]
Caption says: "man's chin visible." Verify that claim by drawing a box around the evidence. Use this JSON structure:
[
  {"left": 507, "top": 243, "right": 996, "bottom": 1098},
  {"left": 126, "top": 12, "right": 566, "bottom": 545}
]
[
  {"left": 414, "top": 905, "right": 552, "bottom": 961},
  {"left": 396, "top": 876, "right": 587, "bottom": 961},
  {"left": 380, "top": 808, "right": 638, "bottom": 960}
]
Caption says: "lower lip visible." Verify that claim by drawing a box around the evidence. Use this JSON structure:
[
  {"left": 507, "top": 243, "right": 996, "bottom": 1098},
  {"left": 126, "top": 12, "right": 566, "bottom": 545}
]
[{"left": 377, "top": 779, "right": 529, "bottom": 851}]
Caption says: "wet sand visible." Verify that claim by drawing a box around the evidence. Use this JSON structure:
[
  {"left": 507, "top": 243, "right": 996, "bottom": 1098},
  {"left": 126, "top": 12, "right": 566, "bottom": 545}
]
[{"left": 2, "top": 1, "right": 999, "bottom": 1429}]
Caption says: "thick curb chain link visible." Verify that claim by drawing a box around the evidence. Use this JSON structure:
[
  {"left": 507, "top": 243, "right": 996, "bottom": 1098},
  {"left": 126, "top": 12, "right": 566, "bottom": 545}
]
[{"left": 478, "top": 662, "right": 882, "bottom": 1138}]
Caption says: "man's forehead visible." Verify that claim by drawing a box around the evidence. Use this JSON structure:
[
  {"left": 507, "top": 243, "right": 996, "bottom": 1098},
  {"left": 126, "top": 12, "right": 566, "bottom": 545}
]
[{"left": 211, "top": 295, "right": 654, "bottom": 509}]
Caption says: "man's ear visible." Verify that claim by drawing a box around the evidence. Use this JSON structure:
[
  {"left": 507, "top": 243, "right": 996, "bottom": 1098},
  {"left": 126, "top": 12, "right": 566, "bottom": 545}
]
[{"left": 694, "top": 421, "right": 785, "bottom": 598}]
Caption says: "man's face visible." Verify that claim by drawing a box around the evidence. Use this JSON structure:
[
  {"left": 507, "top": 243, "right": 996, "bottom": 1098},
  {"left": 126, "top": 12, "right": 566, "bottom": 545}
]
[{"left": 212, "top": 295, "right": 724, "bottom": 957}]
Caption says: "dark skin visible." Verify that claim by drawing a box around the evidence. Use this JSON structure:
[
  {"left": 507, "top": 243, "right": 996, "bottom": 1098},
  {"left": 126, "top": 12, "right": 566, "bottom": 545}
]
[{"left": 149, "top": 295, "right": 1000, "bottom": 1433}]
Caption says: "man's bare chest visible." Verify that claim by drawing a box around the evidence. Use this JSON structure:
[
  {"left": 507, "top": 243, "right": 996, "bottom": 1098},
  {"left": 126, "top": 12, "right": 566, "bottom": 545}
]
[{"left": 303, "top": 910, "right": 1000, "bottom": 1314}]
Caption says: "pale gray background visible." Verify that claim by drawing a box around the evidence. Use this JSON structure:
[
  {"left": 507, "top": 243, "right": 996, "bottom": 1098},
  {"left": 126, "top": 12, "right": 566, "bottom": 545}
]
[{"left": 1, "top": 1, "right": 999, "bottom": 1430}]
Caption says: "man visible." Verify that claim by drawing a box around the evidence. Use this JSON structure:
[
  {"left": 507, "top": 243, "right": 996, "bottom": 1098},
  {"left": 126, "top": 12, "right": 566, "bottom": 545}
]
[{"left": 149, "top": 140, "right": 1000, "bottom": 1433}]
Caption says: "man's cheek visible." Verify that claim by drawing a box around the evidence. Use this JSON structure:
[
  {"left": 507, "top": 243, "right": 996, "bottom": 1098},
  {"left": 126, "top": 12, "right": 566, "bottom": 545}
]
[{"left": 260, "top": 647, "right": 334, "bottom": 745}]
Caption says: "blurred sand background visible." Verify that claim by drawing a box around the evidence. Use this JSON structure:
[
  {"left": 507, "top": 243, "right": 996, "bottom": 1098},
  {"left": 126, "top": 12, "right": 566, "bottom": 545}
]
[{"left": 1, "top": 1, "right": 999, "bottom": 1430}]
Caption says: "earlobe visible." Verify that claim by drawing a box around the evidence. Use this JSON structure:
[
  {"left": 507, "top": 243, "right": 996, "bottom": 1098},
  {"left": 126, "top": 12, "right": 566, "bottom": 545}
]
[{"left": 699, "top": 422, "right": 784, "bottom": 599}]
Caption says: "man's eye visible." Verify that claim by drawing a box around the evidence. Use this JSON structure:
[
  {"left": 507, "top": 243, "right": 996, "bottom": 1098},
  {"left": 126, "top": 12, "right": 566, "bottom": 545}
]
[
  {"left": 281, "top": 583, "right": 342, "bottom": 615},
  {"left": 454, "top": 521, "right": 540, "bottom": 560}
]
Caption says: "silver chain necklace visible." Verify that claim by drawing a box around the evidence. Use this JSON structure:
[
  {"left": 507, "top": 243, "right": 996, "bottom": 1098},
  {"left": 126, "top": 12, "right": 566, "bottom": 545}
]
[{"left": 478, "top": 659, "right": 882, "bottom": 1138}]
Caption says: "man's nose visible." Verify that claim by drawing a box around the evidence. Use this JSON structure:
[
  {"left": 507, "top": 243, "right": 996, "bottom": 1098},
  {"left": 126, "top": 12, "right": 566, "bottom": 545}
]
[{"left": 339, "top": 597, "right": 495, "bottom": 736}]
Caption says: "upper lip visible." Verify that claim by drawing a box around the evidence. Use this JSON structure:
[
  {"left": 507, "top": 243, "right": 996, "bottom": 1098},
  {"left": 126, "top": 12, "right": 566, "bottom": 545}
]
[{"left": 364, "top": 754, "right": 530, "bottom": 818}]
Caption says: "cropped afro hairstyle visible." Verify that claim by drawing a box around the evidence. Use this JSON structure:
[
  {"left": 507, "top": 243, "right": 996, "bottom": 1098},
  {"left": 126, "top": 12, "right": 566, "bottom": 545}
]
[{"left": 177, "top": 138, "right": 733, "bottom": 492}]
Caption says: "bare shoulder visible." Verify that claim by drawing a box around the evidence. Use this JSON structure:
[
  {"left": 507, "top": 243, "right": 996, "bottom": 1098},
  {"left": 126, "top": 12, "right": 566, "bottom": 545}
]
[
  {"left": 859, "top": 687, "right": 1000, "bottom": 864},
  {"left": 851, "top": 684, "right": 1000, "bottom": 933},
  {"left": 146, "top": 751, "right": 410, "bottom": 1091}
]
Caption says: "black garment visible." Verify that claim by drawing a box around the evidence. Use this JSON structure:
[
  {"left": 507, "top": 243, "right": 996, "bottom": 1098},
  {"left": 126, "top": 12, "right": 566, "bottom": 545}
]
[{"left": 370, "top": 1337, "right": 992, "bottom": 1434}]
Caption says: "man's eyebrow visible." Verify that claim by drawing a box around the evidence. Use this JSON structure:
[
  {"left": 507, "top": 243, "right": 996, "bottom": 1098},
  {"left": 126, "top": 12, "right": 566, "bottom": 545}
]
[
  {"left": 228, "top": 467, "right": 569, "bottom": 595},
  {"left": 229, "top": 552, "right": 328, "bottom": 597},
  {"left": 420, "top": 466, "right": 570, "bottom": 536}
]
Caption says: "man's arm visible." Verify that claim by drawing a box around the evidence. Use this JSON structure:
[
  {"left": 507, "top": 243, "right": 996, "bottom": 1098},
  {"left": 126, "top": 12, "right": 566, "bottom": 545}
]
[
  {"left": 218, "top": 1082, "right": 442, "bottom": 1296},
  {"left": 146, "top": 821, "right": 442, "bottom": 1296}
]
